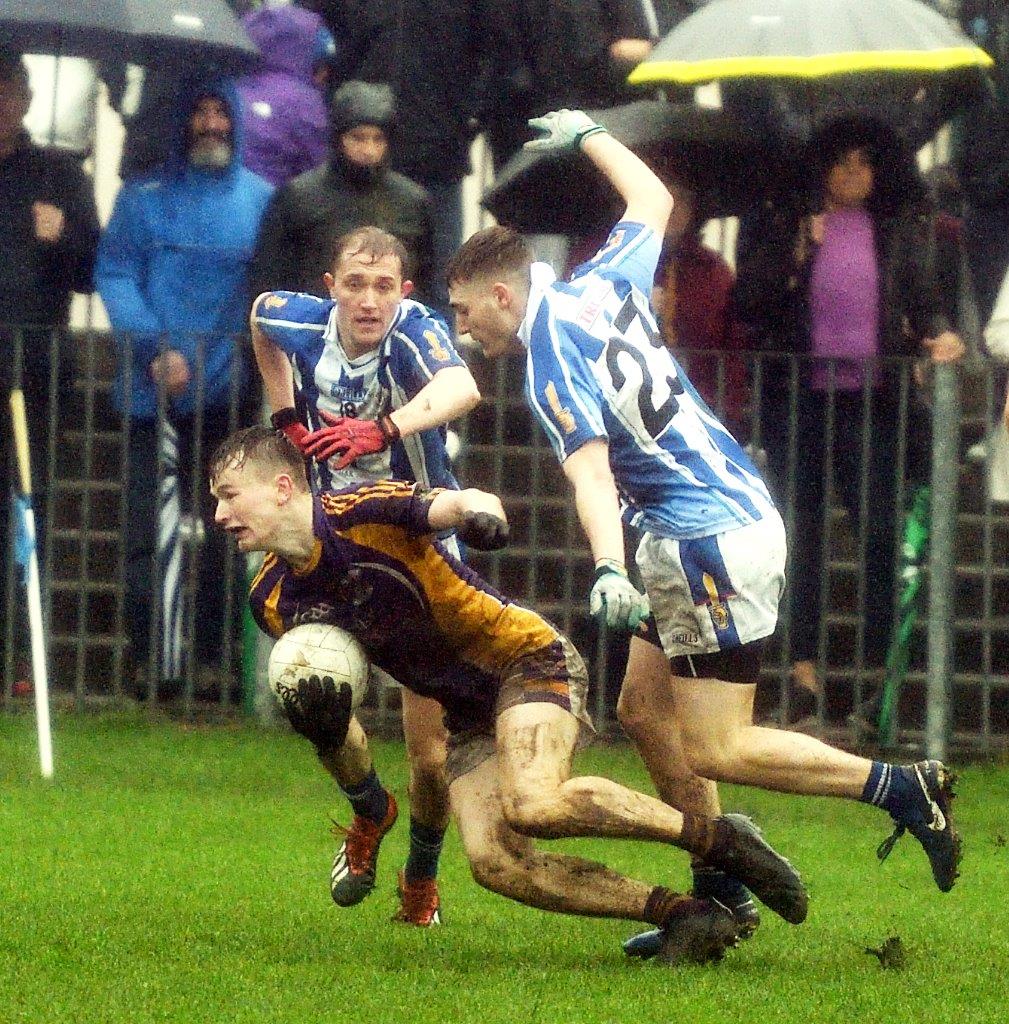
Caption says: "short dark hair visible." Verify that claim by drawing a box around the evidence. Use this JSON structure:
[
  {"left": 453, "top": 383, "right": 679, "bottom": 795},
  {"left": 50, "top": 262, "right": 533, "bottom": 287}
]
[
  {"left": 331, "top": 225, "right": 411, "bottom": 279},
  {"left": 446, "top": 226, "right": 534, "bottom": 287},
  {"left": 209, "top": 425, "right": 309, "bottom": 489}
]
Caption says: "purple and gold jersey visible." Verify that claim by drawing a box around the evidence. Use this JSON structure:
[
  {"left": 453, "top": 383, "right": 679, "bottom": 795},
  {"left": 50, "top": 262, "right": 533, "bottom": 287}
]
[{"left": 249, "top": 481, "right": 574, "bottom": 733}]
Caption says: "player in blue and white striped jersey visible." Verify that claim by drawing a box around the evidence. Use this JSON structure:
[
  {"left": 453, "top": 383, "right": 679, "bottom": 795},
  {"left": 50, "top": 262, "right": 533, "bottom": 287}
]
[
  {"left": 251, "top": 228, "right": 475, "bottom": 496},
  {"left": 447, "top": 110, "right": 961, "bottom": 947},
  {"left": 251, "top": 225, "right": 481, "bottom": 928}
]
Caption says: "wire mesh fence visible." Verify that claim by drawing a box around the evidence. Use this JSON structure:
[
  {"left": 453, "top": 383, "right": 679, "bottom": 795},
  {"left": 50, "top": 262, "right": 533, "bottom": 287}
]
[{"left": 3, "top": 327, "right": 1009, "bottom": 755}]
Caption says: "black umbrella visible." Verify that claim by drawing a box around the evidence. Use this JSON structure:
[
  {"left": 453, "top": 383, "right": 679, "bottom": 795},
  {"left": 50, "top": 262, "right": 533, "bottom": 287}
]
[
  {"left": 482, "top": 100, "right": 778, "bottom": 236},
  {"left": 2, "top": 0, "right": 259, "bottom": 76}
]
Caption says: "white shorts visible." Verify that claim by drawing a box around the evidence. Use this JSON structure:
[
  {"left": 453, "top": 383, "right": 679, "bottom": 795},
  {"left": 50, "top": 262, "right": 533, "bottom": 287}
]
[{"left": 636, "top": 514, "right": 786, "bottom": 659}]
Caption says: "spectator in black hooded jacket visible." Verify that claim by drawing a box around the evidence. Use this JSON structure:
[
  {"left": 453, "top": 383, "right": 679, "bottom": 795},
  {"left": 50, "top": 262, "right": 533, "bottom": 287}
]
[{"left": 251, "top": 80, "right": 436, "bottom": 308}]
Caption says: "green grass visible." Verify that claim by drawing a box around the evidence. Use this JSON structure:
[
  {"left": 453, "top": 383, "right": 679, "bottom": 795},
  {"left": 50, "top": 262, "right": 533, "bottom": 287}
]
[{"left": 2, "top": 710, "right": 1007, "bottom": 1024}]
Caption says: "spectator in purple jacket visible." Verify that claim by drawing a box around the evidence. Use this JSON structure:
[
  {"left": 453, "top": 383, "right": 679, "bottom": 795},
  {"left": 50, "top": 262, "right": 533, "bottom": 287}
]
[{"left": 237, "top": 2, "right": 334, "bottom": 187}]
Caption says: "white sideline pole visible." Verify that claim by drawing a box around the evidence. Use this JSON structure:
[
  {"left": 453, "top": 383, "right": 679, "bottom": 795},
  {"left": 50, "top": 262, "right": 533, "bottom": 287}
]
[{"left": 10, "top": 389, "right": 54, "bottom": 778}]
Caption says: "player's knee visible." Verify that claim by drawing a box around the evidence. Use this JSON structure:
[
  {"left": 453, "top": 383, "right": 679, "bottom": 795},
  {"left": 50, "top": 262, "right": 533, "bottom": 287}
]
[
  {"left": 679, "top": 726, "right": 737, "bottom": 780},
  {"left": 467, "top": 847, "right": 523, "bottom": 895},
  {"left": 405, "top": 725, "right": 447, "bottom": 767},
  {"left": 616, "top": 691, "right": 653, "bottom": 742},
  {"left": 407, "top": 750, "right": 448, "bottom": 794},
  {"left": 500, "top": 789, "right": 564, "bottom": 839}
]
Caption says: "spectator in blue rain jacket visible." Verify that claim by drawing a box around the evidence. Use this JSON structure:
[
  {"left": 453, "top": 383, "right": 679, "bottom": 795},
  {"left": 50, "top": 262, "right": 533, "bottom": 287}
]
[{"left": 96, "top": 77, "right": 273, "bottom": 687}]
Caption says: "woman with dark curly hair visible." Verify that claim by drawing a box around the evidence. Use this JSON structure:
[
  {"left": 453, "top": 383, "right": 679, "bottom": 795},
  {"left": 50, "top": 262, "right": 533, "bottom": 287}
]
[{"left": 735, "top": 115, "right": 965, "bottom": 727}]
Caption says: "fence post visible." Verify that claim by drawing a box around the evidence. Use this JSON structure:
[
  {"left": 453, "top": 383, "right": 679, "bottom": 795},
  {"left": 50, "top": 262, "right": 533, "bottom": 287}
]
[{"left": 926, "top": 363, "right": 960, "bottom": 760}]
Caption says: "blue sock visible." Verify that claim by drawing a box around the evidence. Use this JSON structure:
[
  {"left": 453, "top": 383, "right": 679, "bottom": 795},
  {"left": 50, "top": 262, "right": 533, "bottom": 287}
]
[
  {"left": 405, "top": 818, "right": 445, "bottom": 882},
  {"left": 860, "top": 761, "right": 916, "bottom": 817},
  {"left": 340, "top": 769, "right": 389, "bottom": 824}
]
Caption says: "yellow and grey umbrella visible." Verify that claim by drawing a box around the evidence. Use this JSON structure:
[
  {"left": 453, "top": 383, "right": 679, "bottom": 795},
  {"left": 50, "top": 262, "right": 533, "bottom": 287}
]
[{"left": 629, "top": 0, "right": 992, "bottom": 86}]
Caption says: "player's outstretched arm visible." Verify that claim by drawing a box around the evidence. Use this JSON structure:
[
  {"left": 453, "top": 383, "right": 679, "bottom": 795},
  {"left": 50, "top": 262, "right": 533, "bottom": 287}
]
[
  {"left": 525, "top": 109, "right": 673, "bottom": 237},
  {"left": 427, "top": 488, "right": 510, "bottom": 550},
  {"left": 561, "top": 439, "right": 649, "bottom": 631},
  {"left": 388, "top": 365, "right": 480, "bottom": 438},
  {"left": 303, "top": 365, "right": 480, "bottom": 470}
]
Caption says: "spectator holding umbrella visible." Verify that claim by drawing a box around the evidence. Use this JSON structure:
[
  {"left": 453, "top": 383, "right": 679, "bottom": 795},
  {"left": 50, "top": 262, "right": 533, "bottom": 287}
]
[{"left": 735, "top": 115, "right": 964, "bottom": 725}]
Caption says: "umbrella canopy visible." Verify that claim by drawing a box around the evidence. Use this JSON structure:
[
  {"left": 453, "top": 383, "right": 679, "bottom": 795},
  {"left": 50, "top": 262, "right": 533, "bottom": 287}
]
[
  {"left": 482, "top": 100, "right": 779, "bottom": 236},
  {"left": 629, "top": 0, "right": 992, "bottom": 85},
  {"left": 627, "top": 0, "right": 993, "bottom": 150},
  {"left": 2, "top": 0, "right": 259, "bottom": 76}
]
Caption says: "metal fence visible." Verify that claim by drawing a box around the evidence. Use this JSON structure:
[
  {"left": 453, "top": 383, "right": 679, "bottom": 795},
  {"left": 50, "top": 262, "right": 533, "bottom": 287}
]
[{"left": 3, "top": 327, "right": 1008, "bottom": 756}]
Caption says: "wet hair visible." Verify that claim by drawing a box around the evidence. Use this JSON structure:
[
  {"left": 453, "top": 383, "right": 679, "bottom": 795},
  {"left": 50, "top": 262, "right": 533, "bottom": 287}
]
[
  {"left": 209, "top": 425, "right": 309, "bottom": 490},
  {"left": 446, "top": 225, "right": 534, "bottom": 287},
  {"left": 331, "top": 225, "right": 411, "bottom": 279}
]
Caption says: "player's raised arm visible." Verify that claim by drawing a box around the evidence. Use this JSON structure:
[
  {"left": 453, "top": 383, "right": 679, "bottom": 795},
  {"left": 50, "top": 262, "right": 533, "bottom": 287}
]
[{"left": 525, "top": 109, "right": 673, "bottom": 237}]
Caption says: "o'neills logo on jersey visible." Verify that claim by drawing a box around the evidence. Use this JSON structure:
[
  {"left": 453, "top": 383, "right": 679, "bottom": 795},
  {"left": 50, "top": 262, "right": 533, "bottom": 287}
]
[
  {"left": 424, "top": 329, "right": 451, "bottom": 362},
  {"left": 576, "top": 296, "right": 603, "bottom": 328},
  {"left": 545, "top": 381, "right": 576, "bottom": 434},
  {"left": 330, "top": 367, "right": 367, "bottom": 403},
  {"left": 263, "top": 294, "right": 288, "bottom": 309},
  {"left": 293, "top": 602, "right": 336, "bottom": 625}
]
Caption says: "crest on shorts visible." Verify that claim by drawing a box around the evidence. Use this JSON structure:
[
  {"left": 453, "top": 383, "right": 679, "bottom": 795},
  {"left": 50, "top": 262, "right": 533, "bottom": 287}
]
[{"left": 702, "top": 572, "right": 732, "bottom": 631}]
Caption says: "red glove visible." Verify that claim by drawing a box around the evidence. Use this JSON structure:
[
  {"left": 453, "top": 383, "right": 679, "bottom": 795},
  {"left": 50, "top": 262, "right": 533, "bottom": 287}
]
[
  {"left": 270, "top": 407, "right": 311, "bottom": 453},
  {"left": 303, "top": 409, "right": 401, "bottom": 469}
]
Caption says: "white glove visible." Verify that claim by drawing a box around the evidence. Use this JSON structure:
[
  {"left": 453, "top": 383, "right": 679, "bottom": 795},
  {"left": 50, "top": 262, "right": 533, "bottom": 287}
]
[
  {"left": 524, "top": 109, "right": 608, "bottom": 152},
  {"left": 588, "top": 562, "right": 650, "bottom": 631}
]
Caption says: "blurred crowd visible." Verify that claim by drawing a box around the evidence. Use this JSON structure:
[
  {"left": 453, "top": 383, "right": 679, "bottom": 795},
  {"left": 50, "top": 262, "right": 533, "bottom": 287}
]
[{"left": 2, "top": 0, "right": 1008, "bottom": 722}]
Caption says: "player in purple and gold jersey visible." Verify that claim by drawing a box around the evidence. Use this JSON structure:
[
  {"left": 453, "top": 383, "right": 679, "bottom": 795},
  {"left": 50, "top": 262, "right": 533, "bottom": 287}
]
[
  {"left": 250, "top": 226, "right": 479, "bottom": 925},
  {"left": 210, "top": 424, "right": 808, "bottom": 963}
]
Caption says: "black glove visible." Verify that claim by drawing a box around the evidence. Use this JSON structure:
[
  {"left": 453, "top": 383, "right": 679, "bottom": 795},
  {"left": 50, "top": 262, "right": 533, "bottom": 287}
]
[
  {"left": 457, "top": 511, "right": 510, "bottom": 551},
  {"left": 278, "top": 674, "right": 353, "bottom": 756}
]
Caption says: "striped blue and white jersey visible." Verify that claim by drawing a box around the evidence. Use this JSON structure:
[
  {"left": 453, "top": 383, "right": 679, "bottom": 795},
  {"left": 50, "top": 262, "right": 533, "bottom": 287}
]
[
  {"left": 519, "top": 221, "right": 776, "bottom": 541},
  {"left": 252, "top": 290, "right": 464, "bottom": 492}
]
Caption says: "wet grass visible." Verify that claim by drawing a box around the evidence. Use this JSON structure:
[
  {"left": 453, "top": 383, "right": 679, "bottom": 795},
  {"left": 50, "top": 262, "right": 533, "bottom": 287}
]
[{"left": 2, "top": 710, "right": 1006, "bottom": 1024}]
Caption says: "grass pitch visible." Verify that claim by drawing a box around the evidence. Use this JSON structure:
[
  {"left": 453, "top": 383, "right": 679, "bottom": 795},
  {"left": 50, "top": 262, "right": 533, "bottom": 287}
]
[{"left": 2, "top": 710, "right": 1007, "bottom": 1024}]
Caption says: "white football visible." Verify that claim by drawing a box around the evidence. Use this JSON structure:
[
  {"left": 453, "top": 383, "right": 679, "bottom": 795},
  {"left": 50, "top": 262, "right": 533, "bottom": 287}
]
[{"left": 268, "top": 623, "right": 370, "bottom": 710}]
